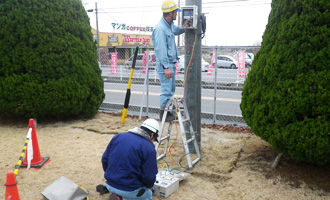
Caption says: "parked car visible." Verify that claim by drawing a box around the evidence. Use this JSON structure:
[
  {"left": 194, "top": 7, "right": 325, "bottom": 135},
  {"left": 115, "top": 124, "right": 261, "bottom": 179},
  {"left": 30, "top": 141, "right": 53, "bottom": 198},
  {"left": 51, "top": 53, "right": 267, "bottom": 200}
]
[
  {"left": 177, "top": 55, "right": 210, "bottom": 73},
  {"left": 124, "top": 52, "right": 156, "bottom": 69},
  {"left": 201, "top": 58, "right": 210, "bottom": 72},
  {"left": 247, "top": 53, "right": 254, "bottom": 61},
  {"left": 212, "top": 55, "right": 237, "bottom": 69},
  {"left": 244, "top": 54, "right": 252, "bottom": 67}
]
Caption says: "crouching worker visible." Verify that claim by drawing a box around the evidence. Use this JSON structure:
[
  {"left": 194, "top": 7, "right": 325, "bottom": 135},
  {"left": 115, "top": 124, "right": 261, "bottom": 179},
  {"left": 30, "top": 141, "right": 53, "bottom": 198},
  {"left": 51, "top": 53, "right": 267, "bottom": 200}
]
[{"left": 102, "top": 119, "right": 160, "bottom": 200}]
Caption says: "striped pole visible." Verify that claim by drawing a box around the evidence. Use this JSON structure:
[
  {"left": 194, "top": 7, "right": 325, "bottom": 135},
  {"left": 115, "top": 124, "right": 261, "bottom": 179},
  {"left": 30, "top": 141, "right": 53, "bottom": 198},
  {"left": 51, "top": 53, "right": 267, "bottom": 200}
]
[
  {"left": 121, "top": 46, "right": 139, "bottom": 124},
  {"left": 13, "top": 127, "right": 32, "bottom": 176}
]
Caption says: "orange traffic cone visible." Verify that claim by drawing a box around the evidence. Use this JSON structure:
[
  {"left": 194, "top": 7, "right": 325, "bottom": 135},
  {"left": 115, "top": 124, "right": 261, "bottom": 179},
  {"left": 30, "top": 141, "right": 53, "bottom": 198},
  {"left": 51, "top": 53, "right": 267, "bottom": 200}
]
[
  {"left": 5, "top": 171, "right": 20, "bottom": 200},
  {"left": 21, "top": 118, "right": 50, "bottom": 168}
]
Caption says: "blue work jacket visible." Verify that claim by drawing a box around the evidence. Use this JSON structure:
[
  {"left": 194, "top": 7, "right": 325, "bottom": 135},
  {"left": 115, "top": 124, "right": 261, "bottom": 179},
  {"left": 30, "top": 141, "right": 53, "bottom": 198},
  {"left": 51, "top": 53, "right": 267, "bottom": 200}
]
[
  {"left": 152, "top": 17, "right": 182, "bottom": 73},
  {"left": 102, "top": 131, "right": 157, "bottom": 191}
]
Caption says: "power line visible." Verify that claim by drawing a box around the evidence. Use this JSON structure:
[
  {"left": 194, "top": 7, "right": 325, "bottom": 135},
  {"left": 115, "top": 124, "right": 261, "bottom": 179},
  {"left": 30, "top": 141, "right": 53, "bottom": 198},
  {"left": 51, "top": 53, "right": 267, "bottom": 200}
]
[
  {"left": 91, "top": 0, "right": 271, "bottom": 13},
  {"left": 102, "top": 5, "right": 160, "bottom": 10},
  {"left": 93, "top": 3, "right": 271, "bottom": 15},
  {"left": 203, "top": 2, "right": 271, "bottom": 9}
]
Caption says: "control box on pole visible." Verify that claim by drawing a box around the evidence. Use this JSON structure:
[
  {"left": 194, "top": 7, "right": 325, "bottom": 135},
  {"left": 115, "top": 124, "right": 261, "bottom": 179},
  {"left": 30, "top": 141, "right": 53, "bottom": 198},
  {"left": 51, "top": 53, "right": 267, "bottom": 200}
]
[{"left": 181, "top": 6, "right": 198, "bottom": 29}]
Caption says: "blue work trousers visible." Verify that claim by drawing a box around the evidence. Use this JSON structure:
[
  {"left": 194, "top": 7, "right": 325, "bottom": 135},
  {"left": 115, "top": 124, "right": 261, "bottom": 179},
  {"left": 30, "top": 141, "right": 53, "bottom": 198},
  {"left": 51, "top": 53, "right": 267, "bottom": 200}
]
[
  {"left": 106, "top": 184, "right": 153, "bottom": 200},
  {"left": 158, "top": 69, "right": 176, "bottom": 108}
]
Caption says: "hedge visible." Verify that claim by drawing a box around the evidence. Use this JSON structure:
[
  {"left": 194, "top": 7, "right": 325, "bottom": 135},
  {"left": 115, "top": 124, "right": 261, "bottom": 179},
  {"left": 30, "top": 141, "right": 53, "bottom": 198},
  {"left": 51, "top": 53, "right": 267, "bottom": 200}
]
[
  {"left": 240, "top": 0, "right": 330, "bottom": 165},
  {"left": 0, "top": 0, "right": 104, "bottom": 119}
]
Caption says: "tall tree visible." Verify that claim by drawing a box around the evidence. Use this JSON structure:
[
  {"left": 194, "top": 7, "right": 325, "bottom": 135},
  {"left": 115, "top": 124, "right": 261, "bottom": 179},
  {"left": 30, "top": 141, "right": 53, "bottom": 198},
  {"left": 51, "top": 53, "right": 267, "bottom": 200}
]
[
  {"left": 240, "top": 0, "right": 330, "bottom": 164},
  {"left": 0, "top": 0, "right": 104, "bottom": 119}
]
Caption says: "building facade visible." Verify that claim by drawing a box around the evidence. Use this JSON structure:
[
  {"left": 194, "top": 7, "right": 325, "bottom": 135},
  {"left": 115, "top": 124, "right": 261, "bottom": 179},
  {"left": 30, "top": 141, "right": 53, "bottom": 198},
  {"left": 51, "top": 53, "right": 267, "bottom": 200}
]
[{"left": 91, "top": 28, "right": 154, "bottom": 65}]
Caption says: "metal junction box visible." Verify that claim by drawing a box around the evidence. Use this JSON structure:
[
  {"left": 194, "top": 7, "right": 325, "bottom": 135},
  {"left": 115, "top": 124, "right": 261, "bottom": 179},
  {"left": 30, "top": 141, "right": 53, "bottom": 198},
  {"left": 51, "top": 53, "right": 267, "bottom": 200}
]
[{"left": 153, "top": 174, "right": 179, "bottom": 198}]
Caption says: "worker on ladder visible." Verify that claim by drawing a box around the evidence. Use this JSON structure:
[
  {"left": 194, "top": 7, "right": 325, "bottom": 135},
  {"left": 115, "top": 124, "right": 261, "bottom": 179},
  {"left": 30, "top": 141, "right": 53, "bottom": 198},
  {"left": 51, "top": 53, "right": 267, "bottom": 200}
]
[{"left": 152, "top": 0, "right": 185, "bottom": 122}]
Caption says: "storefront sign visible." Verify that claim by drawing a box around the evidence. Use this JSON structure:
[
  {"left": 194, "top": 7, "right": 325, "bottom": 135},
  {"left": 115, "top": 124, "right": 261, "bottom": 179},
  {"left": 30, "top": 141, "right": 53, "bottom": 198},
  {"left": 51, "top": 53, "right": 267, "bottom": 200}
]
[
  {"left": 123, "top": 35, "right": 151, "bottom": 45},
  {"left": 112, "top": 23, "right": 154, "bottom": 32},
  {"left": 108, "top": 35, "right": 118, "bottom": 43}
]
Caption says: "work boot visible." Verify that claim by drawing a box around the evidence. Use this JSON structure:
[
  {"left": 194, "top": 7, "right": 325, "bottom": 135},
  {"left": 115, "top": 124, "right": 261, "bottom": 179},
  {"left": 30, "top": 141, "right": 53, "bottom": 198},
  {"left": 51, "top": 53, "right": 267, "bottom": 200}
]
[
  {"left": 96, "top": 184, "right": 109, "bottom": 195},
  {"left": 108, "top": 193, "right": 123, "bottom": 200},
  {"left": 160, "top": 111, "right": 175, "bottom": 122}
]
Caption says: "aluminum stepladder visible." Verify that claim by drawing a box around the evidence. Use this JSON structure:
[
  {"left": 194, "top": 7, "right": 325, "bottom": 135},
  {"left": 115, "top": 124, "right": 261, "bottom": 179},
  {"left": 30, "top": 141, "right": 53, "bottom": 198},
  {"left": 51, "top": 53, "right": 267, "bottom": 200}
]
[{"left": 155, "top": 98, "right": 201, "bottom": 169}]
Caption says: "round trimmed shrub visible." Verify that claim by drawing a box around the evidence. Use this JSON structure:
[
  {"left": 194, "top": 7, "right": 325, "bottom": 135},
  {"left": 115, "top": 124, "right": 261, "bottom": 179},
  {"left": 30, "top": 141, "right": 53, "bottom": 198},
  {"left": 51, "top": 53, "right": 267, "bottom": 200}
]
[
  {"left": 0, "top": 0, "right": 104, "bottom": 119},
  {"left": 240, "top": 0, "right": 330, "bottom": 165}
]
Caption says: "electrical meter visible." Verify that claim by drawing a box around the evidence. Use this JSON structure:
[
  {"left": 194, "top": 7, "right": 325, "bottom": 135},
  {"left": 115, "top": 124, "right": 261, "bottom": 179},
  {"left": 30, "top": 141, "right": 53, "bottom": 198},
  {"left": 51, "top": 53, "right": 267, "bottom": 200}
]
[{"left": 181, "top": 6, "right": 198, "bottom": 29}]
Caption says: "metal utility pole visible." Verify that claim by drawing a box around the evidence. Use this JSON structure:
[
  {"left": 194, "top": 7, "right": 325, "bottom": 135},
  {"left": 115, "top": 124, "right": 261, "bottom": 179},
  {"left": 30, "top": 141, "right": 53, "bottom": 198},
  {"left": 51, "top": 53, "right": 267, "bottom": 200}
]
[
  {"left": 177, "top": 0, "right": 181, "bottom": 46},
  {"left": 87, "top": 3, "right": 100, "bottom": 62},
  {"left": 95, "top": 2, "right": 100, "bottom": 62},
  {"left": 184, "top": 0, "right": 202, "bottom": 152}
]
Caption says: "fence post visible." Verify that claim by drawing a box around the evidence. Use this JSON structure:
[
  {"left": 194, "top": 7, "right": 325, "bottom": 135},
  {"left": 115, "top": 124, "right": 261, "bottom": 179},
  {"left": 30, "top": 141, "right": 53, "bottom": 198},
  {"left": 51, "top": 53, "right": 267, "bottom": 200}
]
[
  {"left": 212, "top": 47, "right": 218, "bottom": 124},
  {"left": 146, "top": 49, "right": 150, "bottom": 117},
  {"left": 139, "top": 49, "right": 150, "bottom": 120},
  {"left": 120, "top": 63, "right": 123, "bottom": 81}
]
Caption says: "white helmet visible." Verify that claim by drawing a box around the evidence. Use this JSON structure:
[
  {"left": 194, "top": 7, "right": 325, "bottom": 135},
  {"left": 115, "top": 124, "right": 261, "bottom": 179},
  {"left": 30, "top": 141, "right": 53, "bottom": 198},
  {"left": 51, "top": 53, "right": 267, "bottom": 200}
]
[
  {"left": 141, "top": 119, "right": 160, "bottom": 142},
  {"left": 141, "top": 119, "right": 159, "bottom": 134}
]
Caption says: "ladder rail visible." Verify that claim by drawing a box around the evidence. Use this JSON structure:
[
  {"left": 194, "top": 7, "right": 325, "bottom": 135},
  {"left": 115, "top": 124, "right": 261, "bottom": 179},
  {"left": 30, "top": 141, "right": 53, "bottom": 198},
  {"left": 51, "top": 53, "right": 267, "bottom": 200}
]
[
  {"left": 182, "top": 100, "right": 202, "bottom": 160},
  {"left": 155, "top": 98, "right": 201, "bottom": 169},
  {"left": 177, "top": 108, "right": 194, "bottom": 169},
  {"left": 156, "top": 110, "right": 173, "bottom": 161}
]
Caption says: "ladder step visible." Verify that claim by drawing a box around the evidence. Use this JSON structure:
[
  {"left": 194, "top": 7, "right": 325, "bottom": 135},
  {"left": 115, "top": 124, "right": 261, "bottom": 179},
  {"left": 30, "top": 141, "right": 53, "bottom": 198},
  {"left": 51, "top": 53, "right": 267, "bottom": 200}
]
[
  {"left": 192, "top": 157, "right": 201, "bottom": 165},
  {"left": 159, "top": 135, "right": 170, "bottom": 142},
  {"left": 186, "top": 137, "right": 195, "bottom": 143},
  {"left": 157, "top": 154, "right": 166, "bottom": 161},
  {"left": 173, "top": 118, "right": 189, "bottom": 122},
  {"left": 173, "top": 119, "right": 188, "bottom": 123}
]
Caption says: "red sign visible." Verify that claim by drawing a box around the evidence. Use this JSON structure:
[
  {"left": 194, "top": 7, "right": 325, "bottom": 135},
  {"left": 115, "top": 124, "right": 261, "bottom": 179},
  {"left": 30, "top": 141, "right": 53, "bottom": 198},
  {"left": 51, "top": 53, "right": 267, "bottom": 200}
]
[
  {"left": 142, "top": 52, "right": 147, "bottom": 74},
  {"left": 175, "top": 62, "right": 178, "bottom": 75},
  {"left": 207, "top": 51, "right": 216, "bottom": 75},
  {"left": 142, "top": 52, "right": 148, "bottom": 66},
  {"left": 111, "top": 53, "right": 117, "bottom": 74},
  {"left": 237, "top": 51, "right": 246, "bottom": 78}
]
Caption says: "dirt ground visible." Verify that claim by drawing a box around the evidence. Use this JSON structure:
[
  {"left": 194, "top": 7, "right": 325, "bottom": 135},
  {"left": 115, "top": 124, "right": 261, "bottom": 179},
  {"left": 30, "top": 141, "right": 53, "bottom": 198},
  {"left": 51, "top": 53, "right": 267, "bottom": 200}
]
[{"left": 1, "top": 112, "right": 330, "bottom": 200}]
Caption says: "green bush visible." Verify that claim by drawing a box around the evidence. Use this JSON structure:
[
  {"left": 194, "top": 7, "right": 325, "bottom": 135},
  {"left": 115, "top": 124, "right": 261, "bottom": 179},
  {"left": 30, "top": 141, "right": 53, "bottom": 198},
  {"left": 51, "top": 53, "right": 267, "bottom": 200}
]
[
  {"left": 0, "top": 0, "right": 104, "bottom": 119},
  {"left": 240, "top": 0, "right": 330, "bottom": 165}
]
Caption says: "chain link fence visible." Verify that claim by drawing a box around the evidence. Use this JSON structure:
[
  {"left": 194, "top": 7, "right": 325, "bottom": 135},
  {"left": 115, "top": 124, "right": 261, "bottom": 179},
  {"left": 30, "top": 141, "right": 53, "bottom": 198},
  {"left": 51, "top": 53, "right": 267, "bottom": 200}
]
[{"left": 98, "top": 46, "right": 260, "bottom": 126}]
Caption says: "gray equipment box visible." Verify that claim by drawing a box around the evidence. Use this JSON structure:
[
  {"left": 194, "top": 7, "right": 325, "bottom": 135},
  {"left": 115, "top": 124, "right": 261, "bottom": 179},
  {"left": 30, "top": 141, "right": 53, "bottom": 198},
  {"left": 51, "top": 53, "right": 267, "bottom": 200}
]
[{"left": 153, "top": 174, "right": 179, "bottom": 198}]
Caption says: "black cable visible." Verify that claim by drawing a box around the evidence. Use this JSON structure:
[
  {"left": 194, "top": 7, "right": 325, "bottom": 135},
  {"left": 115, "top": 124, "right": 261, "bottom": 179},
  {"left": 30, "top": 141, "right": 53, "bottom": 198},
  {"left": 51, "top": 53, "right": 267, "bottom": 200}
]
[{"left": 185, "top": 179, "right": 211, "bottom": 200}]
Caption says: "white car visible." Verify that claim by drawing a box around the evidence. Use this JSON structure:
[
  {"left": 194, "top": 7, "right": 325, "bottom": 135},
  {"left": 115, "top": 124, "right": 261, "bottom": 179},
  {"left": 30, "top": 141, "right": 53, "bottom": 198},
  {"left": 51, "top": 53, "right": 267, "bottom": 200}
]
[
  {"left": 213, "top": 55, "right": 238, "bottom": 69},
  {"left": 124, "top": 53, "right": 156, "bottom": 69},
  {"left": 246, "top": 53, "right": 254, "bottom": 67},
  {"left": 244, "top": 54, "right": 252, "bottom": 67},
  {"left": 177, "top": 55, "right": 210, "bottom": 73}
]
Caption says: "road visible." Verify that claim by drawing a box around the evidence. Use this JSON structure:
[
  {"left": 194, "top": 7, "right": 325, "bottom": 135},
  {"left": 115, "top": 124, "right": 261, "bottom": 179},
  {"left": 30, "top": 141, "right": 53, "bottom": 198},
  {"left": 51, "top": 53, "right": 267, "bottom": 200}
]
[{"left": 103, "top": 82, "right": 242, "bottom": 116}]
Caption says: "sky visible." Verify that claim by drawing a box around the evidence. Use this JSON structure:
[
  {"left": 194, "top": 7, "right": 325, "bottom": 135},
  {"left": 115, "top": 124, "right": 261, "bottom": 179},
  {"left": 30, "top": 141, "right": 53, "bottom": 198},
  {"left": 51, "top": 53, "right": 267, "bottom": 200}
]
[{"left": 82, "top": 0, "right": 272, "bottom": 46}]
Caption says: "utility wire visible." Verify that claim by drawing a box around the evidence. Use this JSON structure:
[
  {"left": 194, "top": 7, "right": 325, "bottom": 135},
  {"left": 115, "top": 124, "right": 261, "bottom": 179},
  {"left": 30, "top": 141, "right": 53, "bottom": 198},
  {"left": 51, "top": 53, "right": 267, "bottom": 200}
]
[
  {"left": 91, "top": 0, "right": 271, "bottom": 14},
  {"left": 96, "top": 2, "right": 270, "bottom": 14}
]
